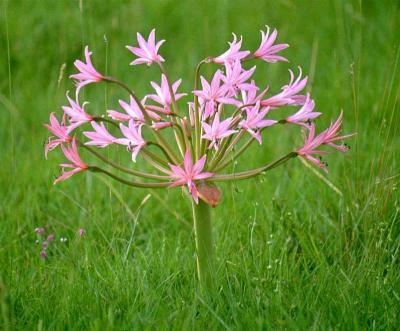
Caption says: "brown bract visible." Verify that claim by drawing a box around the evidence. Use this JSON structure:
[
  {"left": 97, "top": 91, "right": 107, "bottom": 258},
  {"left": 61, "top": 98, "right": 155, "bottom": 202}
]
[{"left": 198, "top": 182, "right": 222, "bottom": 207}]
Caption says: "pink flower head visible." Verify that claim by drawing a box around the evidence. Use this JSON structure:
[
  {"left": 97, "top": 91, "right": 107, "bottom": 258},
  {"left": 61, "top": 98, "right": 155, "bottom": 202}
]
[
  {"left": 166, "top": 150, "right": 214, "bottom": 203},
  {"left": 222, "top": 60, "right": 256, "bottom": 96},
  {"left": 83, "top": 121, "right": 117, "bottom": 148},
  {"left": 54, "top": 136, "right": 88, "bottom": 184},
  {"left": 212, "top": 33, "right": 250, "bottom": 64},
  {"left": 107, "top": 96, "right": 144, "bottom": 123},
  {"left": 35, "top": 227, "right": 45, "bottom": 235},
  {"left": 193, "top": 70, "right": 237, "bottom": 119},
  {"left": 254, "top": 26, "right": 289, "bottom": 63},
  {"left": 147, "top": 74, "right": 187, "bottom": 114},
  {"left": 40, "top": 250, "right": 47, "bottom": 259},
  {"left": 261, "top": 68, "right": 308, "bottom": 108},
  {"left": 47, "top": 234, "right": 54, "bottom": 242},
  {"left": 286, "top": 94, "right": 321, "bottom": 127},
  {"left": 78, "top": 228, "right": 86, "bottom": 237},
  {"left": 202, "top": 113, "right": 237, "bottom": 150},
  {"left": 62, "top": 92, "right": 93, "bottom": 126},
  {"left": 239, "top": 102, "right": 277, "bottom": 144},
  {"left": 240, "top": 80, "right": 269, "bottom": 107},
  {"left": 322, "top": 112, "right": 354, "bottom": 152},
  {"left": 70, "top": 46, "right": 104, "bottom": 93},
  {"left": 126, "top": 29, "right": 165, "bottom": 66},
  {"left": 116, "top": 120, "right": 146, "bottom": 162},
  {"left": 44, "top": 113, "right": 75, "bottom": 158},
  {"left": 296, "top": 124, "right": 329, "bottom": 171}
]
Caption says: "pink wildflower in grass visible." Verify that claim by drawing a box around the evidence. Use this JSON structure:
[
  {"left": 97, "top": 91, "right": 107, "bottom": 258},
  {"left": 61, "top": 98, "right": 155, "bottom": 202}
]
[
  {"left": 40, "top": 250, "right": 47, "bottom": 259},
  {"left": 202, "top": 113, "right": 237, "bottom": 150},
  {"left": 147, "top": 74, "right": 187, "bottom": 114},
  {"left": 78, "top": 228, "right": 86, "bottom": 237},
  {"left": 239, "top": 102, "right": 277, "bottom": 144},
  {"left": 321, "top": 112, "right": 355, "bottom": 152},
  {"left": 222, "top": 60, "right": 256, "bottom": 96},
  {"left": 35, "top": 227, "right": 45, "bottom": 235},
  {"left": 70, "top": 46, "right": 104, "bottom": 93},
  {"left": 193, "top": 70, "right": 237, "bottom": 119},
  {"left": 83, "top": 121, "right": 117, "bottom": 148},
  {"left": 296, "top": 124, "right": 329, "bottom": 171},
  {"left": 62, "top": 92, "right": 93, "bottom": 126},
  {"left": 107, "top": 96, "right": 145, "bottom": 123},
  {"left": 212, "top": 33, "right": 250, "bottom": 64},
  {"left": 126, "top": 29, "right": 165, "bottom": 66},
  {"left": 261, "top": 68, "right": 307, "bottom": 108},
  {"left": 165, "top": 150, "right": 214, "bottom": 203},
  {"left": 54, "top": 137, "right": 88, "bottom": 184},
  {"left": 116, "top": 120, "right": 147, "bottom": 162},
  {"left": 47, "top": 234, "right": 54, "bottom": 242},
  {"left": 286, "top": 94, "right": 321, "bottom": 128},
  {"left": 254, "top": 26, "right": 289, "bottom": 63},
  {"left": 44, "top": 113, "right": 75, "bottom": 158}
]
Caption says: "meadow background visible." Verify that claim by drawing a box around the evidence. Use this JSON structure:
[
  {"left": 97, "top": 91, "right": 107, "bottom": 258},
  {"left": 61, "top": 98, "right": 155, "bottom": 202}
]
[{"left": 0, "top": 0, "right": 399, "bottom": 329}]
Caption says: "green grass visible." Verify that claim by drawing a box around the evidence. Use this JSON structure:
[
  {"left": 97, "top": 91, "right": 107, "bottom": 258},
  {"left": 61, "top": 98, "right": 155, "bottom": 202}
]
[{"left": 1, "top": 0, "right": 399, "bottom": 329}]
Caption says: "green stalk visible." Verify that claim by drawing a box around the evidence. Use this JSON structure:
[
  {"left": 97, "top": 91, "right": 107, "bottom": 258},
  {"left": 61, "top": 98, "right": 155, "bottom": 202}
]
[{"left": 191, "top": 199, "right": 214, "bottom": 290}]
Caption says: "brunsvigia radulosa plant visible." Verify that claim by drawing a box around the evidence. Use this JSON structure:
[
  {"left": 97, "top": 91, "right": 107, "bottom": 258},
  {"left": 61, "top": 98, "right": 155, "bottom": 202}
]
[{"left": 45, "top": 27, "right": 353, "bottom": 289}]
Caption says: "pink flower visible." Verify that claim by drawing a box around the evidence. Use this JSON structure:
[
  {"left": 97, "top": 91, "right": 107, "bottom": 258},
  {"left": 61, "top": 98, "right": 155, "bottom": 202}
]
[
  {"left": 151, "top": 121, "right": 173, "bottom": 130},
  {"left": 62, "top": 92, "right": 93, "bottom": 126},
  {"left": 254, "top": 26, "right": 289, "bottom": 63},
  {"left": 212, "top": 33, "right": 250, "bottom": 64},
  {"left": 165, "top": 150, "right": 214, "bottom": 203},
  {"left": 78, "top": 228, "right": 86, "bottom": 237},
  {"left": 221, "top": 60, "right": 256, "bottom": 96},
  {"left": 35, "top": 227, "right": 45, "bottom": 235},
  {"left": 70, "top": 46, "right": 104, "bottom": 93},
  {"left": 239, "top": 102, "right": 277, "bottom": 144},
  {"left": 286, "top": 94, "right": 321, "bottom": 127},
  {"left": 296, "top": 124, "right": 329, "bottom": 171},
  {"left": 116, "top": 120, "right": 146, "bottom": 162},
  {"left": 44, "top": 113, "right": 75, "bottom": 158},
  {"left": 193, "top": 70, "right": 237, "bottom": 119},
  {"left": 261, "top": 68, "right": 307, "bottom": 108},
  {"left": 54, "top": 137, "right": 88, "bottom": 184},
  {"left": 126, "top": 29, "right": 165, "bottom": 66},
  {"left": 322, "top": 112, "right": 354, "bottom": 152},
  {"left": 47, "top": 234, "right": 54, "bottom": 242},
  {"left": 40, "top": 250, "right": 47, "bottom": 259},
  {"left": 107, "top": 96, "right": 144, "bottom": 123},
  {"left": 147, "top": 74, "right": 187, "bottom": 114},
  {"left": 202, "top": 113, "right": 237, "bottom": 149},
  {"left": 83, "top": 121, "right": 117, "bottom": 148},
  {"left": 42, "top": 241, "right": 49, "bottom": 249},
  {"left": 240, "top": 80, "right": 269, "bottom": 108}
]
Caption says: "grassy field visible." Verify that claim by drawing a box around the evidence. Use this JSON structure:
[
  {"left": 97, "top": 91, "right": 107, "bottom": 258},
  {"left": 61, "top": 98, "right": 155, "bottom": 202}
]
[{"left": 1, "top": 0, "right": 399, "bottom": 329}]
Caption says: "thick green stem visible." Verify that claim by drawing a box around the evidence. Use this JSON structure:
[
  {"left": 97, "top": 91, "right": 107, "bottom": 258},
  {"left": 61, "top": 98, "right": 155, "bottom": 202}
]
[{"left": 191, "top": 199, "right": 214, "bottom": 290}]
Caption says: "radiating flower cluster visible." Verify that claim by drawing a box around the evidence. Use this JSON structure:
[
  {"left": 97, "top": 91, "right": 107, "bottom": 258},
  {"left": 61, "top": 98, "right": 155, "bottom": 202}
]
[{"left": 45, "top": 27, "right": 352, "bottom": 205}]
